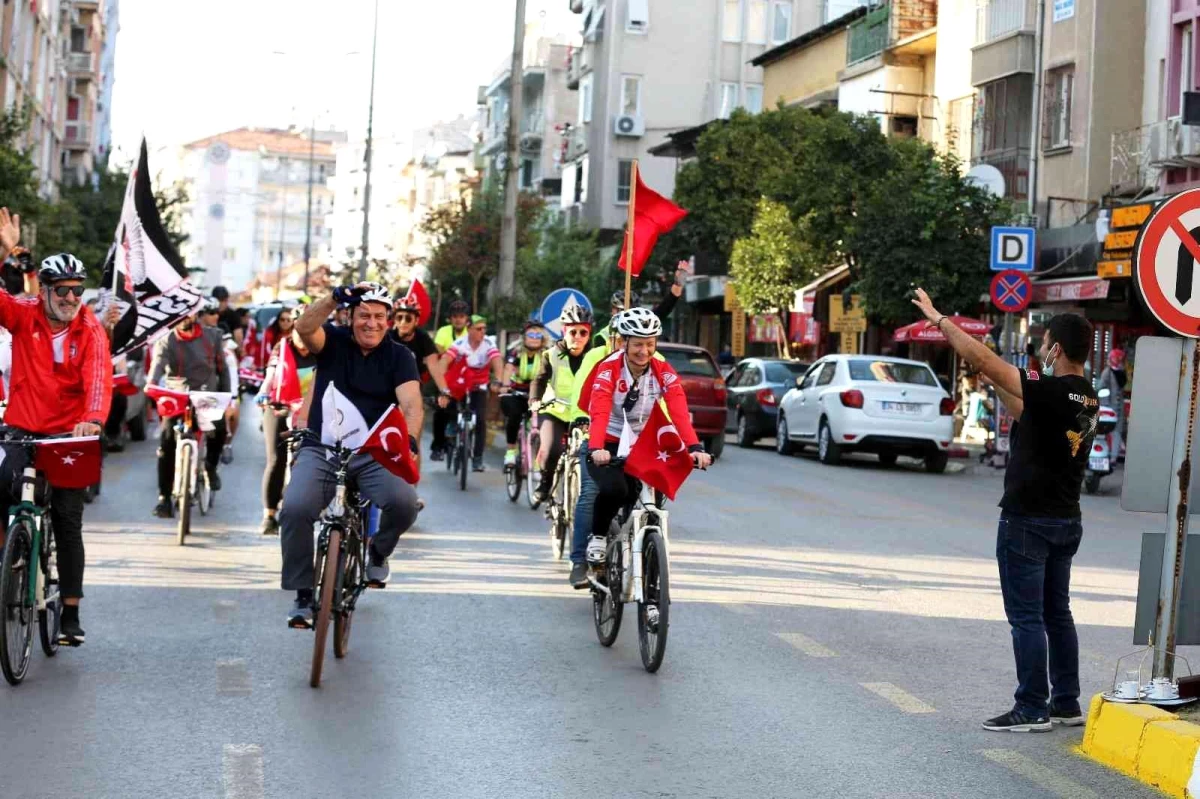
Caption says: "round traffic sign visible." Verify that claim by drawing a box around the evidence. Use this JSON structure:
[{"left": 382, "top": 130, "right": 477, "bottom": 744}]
[
  {"left": 990, "top": 269, "right": 1032, "bottom": 313},
  {"left": 1134, "top": 188, "right": 1200, "bottom": 337},
  {"left": 537, "top": 288, "right": 593, "bottom": 341}
]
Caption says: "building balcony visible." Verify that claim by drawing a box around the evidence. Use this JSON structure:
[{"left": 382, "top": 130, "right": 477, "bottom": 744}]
[
  {"left": 64, "top": 123, "right": 91, "bottom": 150},
  {"left": 846, "top": 0, "right": 937, "bottom": 66},
  {"left": 971, "top": 0, "right": 1036, "bottom": 85},
  {"left": 566, "top": 45, "right": 590, "bottom": 91},
  {"left": 67, "top": 51, "right": 94, "bottom": 76},
  {"left": 1145, "top": 117, "right": 1200, "bottom": 171}
]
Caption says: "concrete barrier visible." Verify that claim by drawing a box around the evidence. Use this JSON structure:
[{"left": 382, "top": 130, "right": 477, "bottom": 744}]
[{"left": 1081, "top": 694, "right": 1200, "bottom": 797}]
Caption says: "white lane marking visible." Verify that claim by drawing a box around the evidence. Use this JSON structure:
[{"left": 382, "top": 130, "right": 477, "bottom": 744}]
[
  {"left": 860, "top": 682, "right": 936, "bottom": 714},
  {"left": 775, "top": 632, "right": 836, "bottom": 658},
  {"left": 222, "top": 744, "right": 264, "bottom": 799},
  {"left": 217, "top": 659, "right": 252, "bottom": 697},
  {"left": 980, "top": 749, "right": 1098, "bottom": 799}
]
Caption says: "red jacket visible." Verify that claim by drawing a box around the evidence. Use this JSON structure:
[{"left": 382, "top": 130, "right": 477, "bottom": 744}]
[
  {"left": 0, "top": 291, "right": 112, "bottom": 434},
  {"left": 581, "top": 350, "right": 699, "bottom": 451}
]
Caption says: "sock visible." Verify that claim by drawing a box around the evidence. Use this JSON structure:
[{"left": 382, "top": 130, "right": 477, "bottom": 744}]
[
  {"left": 62, "top": 605, "right": 79, "bottom": 623},
  {"left": 296, "top": 589, "right": 313, "bottom": 605}
]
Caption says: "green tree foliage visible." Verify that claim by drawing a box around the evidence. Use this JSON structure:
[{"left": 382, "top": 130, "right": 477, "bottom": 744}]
[
  {"left": 507, "top": 214, "right": 616, "bottom": 329},
  {"left": 729, "top": 198, "right": 821, "bottom": 314}
]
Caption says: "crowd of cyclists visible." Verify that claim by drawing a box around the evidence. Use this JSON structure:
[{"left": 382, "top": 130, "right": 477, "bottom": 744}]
[{"left": 0, "top": 202, "right": 712, "bottom": 640}]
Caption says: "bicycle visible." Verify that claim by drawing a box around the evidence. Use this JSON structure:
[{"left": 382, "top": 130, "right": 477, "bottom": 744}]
[
  {"left": 588, "top": 457, "right": 675, "bottom": 674},
  {"left": 286, "top": 429, "right": 373, "bottom": 688},
  {"left": 0, "top": 433, "right": 97, "bottom": 685},
  {"left": 448, "top": 386, "right": 488, "bottom": 492},
  {"left": 501, "top": 391, "right": 539, "bottom": 505},
  {"left": 542, "top": 412, "right": 587, "bottom": 560}
]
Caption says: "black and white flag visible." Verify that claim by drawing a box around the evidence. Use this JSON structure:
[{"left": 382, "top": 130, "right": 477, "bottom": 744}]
[{"left": 100, "top": 138, "right": 204, "bottom": 357}]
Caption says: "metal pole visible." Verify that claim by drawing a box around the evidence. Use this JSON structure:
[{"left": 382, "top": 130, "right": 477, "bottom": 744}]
[
  {"left": 358, "top": 0, "right": 380, "bottom": 283},
  {"left": 303, "top": 116, "right": 315, "bottom": 295},
  {"left": 1154, "top": 338, "right": 1198, "bottom": 679},
  {"left": 497, "top": 0, "right": 527, "bottom": 300},
  {"left": 1027, "top": 0, "right": 1046, "bottom": 222},
  {"left": 624, "top": 160, "right": 638, "bottom": 309},
  {"left": 276, "top": 157, "right": 288, "bottom": 300}
]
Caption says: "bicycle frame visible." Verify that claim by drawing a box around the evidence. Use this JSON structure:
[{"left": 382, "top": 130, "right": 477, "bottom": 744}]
[
  {"left": 314, "top": 445, "right": 369, "bottom": 614},
  {"left": 610, "top": 482, "right": 669, "bottom": 605},
  {"left": 172, "top": 407, "right": 204, "bottom": 502},
  {"left": 12, "top": 466, "right": 48, "bottom": 610}
]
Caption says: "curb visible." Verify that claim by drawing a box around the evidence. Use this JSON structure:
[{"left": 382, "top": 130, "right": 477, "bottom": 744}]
[{"left": 1080, "top": 694, "right": 1200, "bottom": 797}]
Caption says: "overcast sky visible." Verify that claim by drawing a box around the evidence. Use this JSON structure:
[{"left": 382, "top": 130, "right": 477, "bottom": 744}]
[{"left": 110, "top": 0, "right": 575, "bottom": 164}]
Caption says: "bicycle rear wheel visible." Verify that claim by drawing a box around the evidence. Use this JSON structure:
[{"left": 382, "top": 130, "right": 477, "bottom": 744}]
[
  {"left": 176, "top": 446, "right": 192, "bottom": 546},
  {"left": 457, "top": 423, "right": 469, "bottom": 491},
  {"left": 637, "top": 531, "right": 670, "bottom": 673},
  {"left": 310, "top": 527, "right": 341, "bottom": 688},
  {"left": 526, "top": 431, "right": 541, "bottom": 508},
  {"left": 592, "top": 535, "right": 623, "bottom": 647},
  {"left": 0, "top": 521, "right": 35, "bottom": 685},
  {"left": 505, "top": 459, "right": 520, "bottom": 502},
  {"left": 38, "top": 519, "right": 60, "bottom": 657},
  {"left": 334, "top": 534, "right": 362, "bottom": 659}
]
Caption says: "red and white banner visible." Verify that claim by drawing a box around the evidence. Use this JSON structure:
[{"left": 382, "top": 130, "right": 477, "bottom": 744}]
[{"left": 33, "top": 436, "right": 102, "bottom": 489}]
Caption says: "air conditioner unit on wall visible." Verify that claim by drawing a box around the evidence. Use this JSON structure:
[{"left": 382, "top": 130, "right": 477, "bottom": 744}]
[{"left": 613, "top": 114, "right": 644, "bottom": 137}]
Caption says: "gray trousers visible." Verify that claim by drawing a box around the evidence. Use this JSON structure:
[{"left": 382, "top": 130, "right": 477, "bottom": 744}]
[{"left": 279, "top": 445, "right": 419, "bottom": 592}]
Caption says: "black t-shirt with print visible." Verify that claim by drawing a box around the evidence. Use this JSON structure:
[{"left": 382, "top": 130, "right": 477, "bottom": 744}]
[
  {"left": 1000, "top": 370, "right": 1099, "bottom": 518},
  {"left": 388, "top": 327, "right": 438, "bottom": 380}
]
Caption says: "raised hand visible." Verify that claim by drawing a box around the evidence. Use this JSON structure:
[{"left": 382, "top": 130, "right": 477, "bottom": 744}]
[{"left": 0, "top": 207, "right": 21, "bottom": 255}]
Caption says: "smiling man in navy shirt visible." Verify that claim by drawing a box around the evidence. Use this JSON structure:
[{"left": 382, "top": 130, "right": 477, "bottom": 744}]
[{"left": 280, "top": 282, "right": 424, "bottom": 629}]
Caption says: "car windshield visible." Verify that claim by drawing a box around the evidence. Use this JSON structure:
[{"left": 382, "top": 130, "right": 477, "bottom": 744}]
[
  {"left": 765, "top": 362, "right": 808, "bottom": 383},
  {"left": 660, "top": 349, "right": 718, "bottom": 377},
  {"left": 847, "top": 360, "right": 937, "bottom": 386}
]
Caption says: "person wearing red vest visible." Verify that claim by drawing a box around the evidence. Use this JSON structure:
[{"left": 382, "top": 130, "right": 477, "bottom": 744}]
[{"left": 0, "top": 207, "right": 113, "bottom": 645}]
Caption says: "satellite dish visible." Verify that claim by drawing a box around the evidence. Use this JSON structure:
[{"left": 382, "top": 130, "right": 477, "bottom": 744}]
[{"left": 965, "top": 164, "right": 1005, "bottom": 198}]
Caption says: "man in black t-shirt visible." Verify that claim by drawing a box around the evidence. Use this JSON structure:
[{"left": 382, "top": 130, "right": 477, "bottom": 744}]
[
  {"left": 211, "top": 286, "right": 245, "bottom": 357},
  {"left": 913, "top": 289, "right": 1097, "bottom": 733},
  {"left": 389, "top": 293, "right": 450, "bottom": 404}
]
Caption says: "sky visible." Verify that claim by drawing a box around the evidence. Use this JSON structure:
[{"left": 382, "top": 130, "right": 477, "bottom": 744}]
[{"left": 109, "top": 0, "right": 576, "bottom": 164}]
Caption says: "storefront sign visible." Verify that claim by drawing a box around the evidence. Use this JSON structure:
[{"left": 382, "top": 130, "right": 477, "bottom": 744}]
[
  {"left": 731, "top": 311, "right": 746, "bottom": 357},
  {"left": 1032, "top": 278, "right": 1111, "bottom": 303},
  {"left": 748, "top": 313, "right": 783, "bottom": 343},
  {"left": 828, "top": 294, "right": 866, "bottom": 334},
  {"left": 724, "top": 282, "right": 740, "bottom": 313},
  {"left": 789, "top": 313, "right": 820, "bottom": 346},
  {"left": 1053, "top": 0, "right": 1074, "bottom": 22},
  {"left": 1112, "top": 203, "right": 1153, "bottom": 229},
  {"left": 1104, "top": 230, "right": 1138, "bottom": 250},
  {"left": 1098, "top": 259, "right": 1132, "bottom": 279}
]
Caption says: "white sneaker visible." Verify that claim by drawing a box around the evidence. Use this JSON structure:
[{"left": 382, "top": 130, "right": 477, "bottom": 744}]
[{"left": 586, "top": 535, "right": 607, "bottom": 565}]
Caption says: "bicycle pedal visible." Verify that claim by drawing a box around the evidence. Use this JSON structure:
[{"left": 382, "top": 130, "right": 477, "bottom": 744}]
[
  {"left": 366, "top": 579, "right": 388, "bottom": 589},
  {"left": 56, "top": 635, "right": 84, "bottom": 648}
]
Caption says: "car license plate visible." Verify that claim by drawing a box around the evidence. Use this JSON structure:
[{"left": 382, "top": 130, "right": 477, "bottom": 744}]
[
  {"left": 881, "top": 401, "right": 921, "bottom": 414},
  {"left": 1089, "top": 457, "right": 1109, "bottom": 472}
]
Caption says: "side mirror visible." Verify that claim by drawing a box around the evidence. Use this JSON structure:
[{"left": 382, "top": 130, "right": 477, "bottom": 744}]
[
  {"left": 796, "top": 376, "right": 804, "bottom": 388},
  {"left": 1098, "top": 388, "right": 1111, "bottom": 399}
]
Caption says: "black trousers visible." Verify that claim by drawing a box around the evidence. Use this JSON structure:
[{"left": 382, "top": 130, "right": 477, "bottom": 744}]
[
  {"left": 0, "top": 443, "right": 86, "bottom": 599},
  {"left": 457, "top": 391, "right": 489, "bottom": 459},
  {"left": 499, "top": 394, "right": 529, "bottom": 445},
  {"left": 157, "top": 418, "right": 227, "bottom": 498},
  {"left": 431, "top": 406, "right": 452, "bottom": 451},
  {"left": 537, "top": 417, "right": 569, "bottom": 495},
  {"left": 587, "top": 442, "right": 639, "bottom": 538},
  {"left": 104, "top": 392, "right": 127, "bottom": 440},
  {"left": 261, "top": 409, "right": 289, "bottom": 512}
]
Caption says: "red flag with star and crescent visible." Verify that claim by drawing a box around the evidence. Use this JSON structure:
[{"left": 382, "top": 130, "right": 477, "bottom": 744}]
[
  {"left": 624, "top": 401, "right": 694, "bottom": 501},
  {"left": 33, "top": 437, "right": 102, "bottom": 489},
  {"left": 272, "top": 341, "right": 303, "bottom": 406},
  {"left": 145, "top": 384, "right": 189, "bottom": 419},
  {"left": 617, "top": 172, "right": 687, "bottom": 277},
  {"left": 403, "top": 279, "right": 432, "bottom": 327},
  {"left": 359, "top": 404, "right": 420, "bottom": 485}
]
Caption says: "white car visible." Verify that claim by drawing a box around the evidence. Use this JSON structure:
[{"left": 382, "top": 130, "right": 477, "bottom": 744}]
[{"left": 775, "top": 355, "right": 955, "bottom": 473}]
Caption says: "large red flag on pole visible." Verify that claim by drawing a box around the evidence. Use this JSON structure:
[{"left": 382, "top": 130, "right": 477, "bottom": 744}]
[
  {"left": 403, "top": 279, "right": 432, "bottom": 327},
  {"left": 617, "top": 164, "right": 687, "bottom": 285}
]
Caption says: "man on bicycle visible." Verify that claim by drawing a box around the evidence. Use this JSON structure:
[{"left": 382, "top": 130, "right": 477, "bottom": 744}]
[
  {"left": 497, "top": 318, "right": 547, "bottom": 468},
  {"left": 430, "top": 299, "right": 471, "bottom": 459},
  {"left": 529, "top": 305, "right": 592, "bottom": 508},
  {"left": 582, "top": 308, "right": 711, "bottom": 569},
  {"left": 149, "top": 302, "right": 231, "bottom": 518},
  {"left": 441, "top": 315, "right": 502, "bottom": 472},
  {"left": 0, "top": 208, "right": 112, "bottom": 644},
  {"left": 282, "top": 282, "right": 423, "bottom": 628},
  {"left": 390, "top": 292, "right": 451, "bottom": 408}
]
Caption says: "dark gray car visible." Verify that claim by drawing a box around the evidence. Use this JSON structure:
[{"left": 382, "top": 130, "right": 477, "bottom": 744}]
[{"left": 724, "top": 358, "right": 809, "bottom": 448}]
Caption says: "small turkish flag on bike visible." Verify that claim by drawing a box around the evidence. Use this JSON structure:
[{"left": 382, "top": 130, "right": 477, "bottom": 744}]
[
  {"left": 34, "top": 436, "right": 102, "bottom": 490},
  {"left": 624, "top": 401, "right": 694, "bottom": 501},
  {"left": 617, "top": 172, "right": 687, "bottom": 277},
  {"left": 359, "top": 404, "right": 419, "bottom": 485}
]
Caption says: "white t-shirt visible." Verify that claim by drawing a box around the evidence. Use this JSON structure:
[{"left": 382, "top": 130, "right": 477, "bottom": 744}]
[
  {"left": 51, "top": 329, "right": 69, "bottom": 364},
  {"left": 448, "top": 334, "right": 500, "bottom": 370}
]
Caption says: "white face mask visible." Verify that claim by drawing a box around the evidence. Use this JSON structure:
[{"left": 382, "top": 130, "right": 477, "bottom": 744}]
[{"left": 1042, "top": 344, "right": 1058, "bottom": 376}]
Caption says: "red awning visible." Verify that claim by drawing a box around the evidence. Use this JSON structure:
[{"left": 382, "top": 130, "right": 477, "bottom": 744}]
[{"left": 893, "top": 315, "right": 991, "bottom": 344}]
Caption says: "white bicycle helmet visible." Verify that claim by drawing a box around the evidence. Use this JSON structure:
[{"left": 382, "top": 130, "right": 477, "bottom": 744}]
[
  {"left": 559, "top": 304, "right": 593, "bottom": 327},
  {"left": 358, "top": 282, "right": 393, "bottom": 309},
  {"left": 38, "top": 253, "right": 86, "bottom": 284},
  {"left": 613, "top": 307, "right": 661, "bottom": 338}
]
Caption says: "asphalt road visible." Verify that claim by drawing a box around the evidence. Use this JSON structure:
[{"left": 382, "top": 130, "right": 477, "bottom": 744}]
[{"left": 0, "top": 405, "right": 1182, "bottom": 798}]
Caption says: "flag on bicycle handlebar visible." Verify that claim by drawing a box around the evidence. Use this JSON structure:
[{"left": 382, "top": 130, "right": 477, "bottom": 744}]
[
  {"left": 34, "top": 436, "right": 102, "bottom": 490},
  {"left": 624, "top": 401, "right": 693, "bottom": 501},
  {"left": 191, "top": 391, "right": 233, "bottom": 432},
  {"left": 145, "top": 384, "right": 189, "bottom": 419},
  {"left": 359, "top": 404, "right": 419, "bottom": 485}
]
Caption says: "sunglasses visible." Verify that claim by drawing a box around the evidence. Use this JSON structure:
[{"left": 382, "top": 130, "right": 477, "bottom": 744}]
[
  {"left": 525, "top": 330, "right": 544, "bottom": 339},
  {"left": 51, "top": 285, "right": 85, "bottom": 298},
  {"left": 565, "top": 328, "right": 591, "bottom": 338},
  {"left": 396, "top": 312, "right": 418, "bottom": 322}
]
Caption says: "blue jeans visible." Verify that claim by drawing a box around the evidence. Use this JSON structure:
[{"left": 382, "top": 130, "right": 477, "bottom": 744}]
[
  {"left": 571, "top": 442, "right": 597, "bottom": 565},
  {"left": 996, "top": 512, "right": 1083, "bottom": 718}
]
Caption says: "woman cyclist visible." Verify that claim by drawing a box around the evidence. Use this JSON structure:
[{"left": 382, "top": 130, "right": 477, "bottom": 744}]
[
  {"left": 498, "top": 318, "right": 547, "bottom": 468},
  {"left": 529, "top": 304, "right": 593, "bottom": 507},
  {"left": 255, "top": 327, "right": 318, "bottom": 536}
]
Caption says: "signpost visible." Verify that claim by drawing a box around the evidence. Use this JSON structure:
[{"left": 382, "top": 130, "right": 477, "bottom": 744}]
[
  {"left": 990, "top": 226, "right": 1036, "bottom": 272},
  {"left": 1128, "top": 188, "right": 1200, "bottom": 679},
  {"left": 990, "top": 270, "right": 1032, "bottom": 314},
  {"left": 538, "top": 288, "right": 593, "bottom": 341},
  {"left": 829, "top": 295, "right": 865, "bottom": 355}
]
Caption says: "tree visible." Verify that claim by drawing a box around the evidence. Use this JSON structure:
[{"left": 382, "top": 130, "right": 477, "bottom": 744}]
[
  {"left": 730, "top": 198, "right": 823, "bottom": 314},
  {"left": 0, "top": 108, "right": 40, "bottom": 217},
  {"left": 506, "top": 213, "right": 613, "bottom": 329}
]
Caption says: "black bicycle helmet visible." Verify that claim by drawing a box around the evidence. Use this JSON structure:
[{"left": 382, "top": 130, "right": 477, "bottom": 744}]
[
  {"left": 448, "top": 299, "right": 470, "bottom": 315},
  {"left": 610, "top": 289, "right": 640, "bottom": 309}
]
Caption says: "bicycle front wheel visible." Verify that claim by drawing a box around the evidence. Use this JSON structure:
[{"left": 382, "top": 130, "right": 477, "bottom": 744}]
[
  {"left": 176, "top": 446, "right": 192, "bottom": 546},
  {"left": 334, "top": 535, "right": 362, "bottom": 659},
  {"left": 38, "top": 519, "right": 60, "bottom": 657},
  {"left": 310, "top": 527, "right": 341, "bottom": 688},
  {"left": 505, "top": 460, "right": 520, "bottom": 502},
  {"left": 0, "top": 521, "right": 35, "bottom": 685},
  {"left": 637, "top": 531, "right": 670, "bottom": 673},
  {"left": 457, "top": 427, "right": 469, "bottom": 491}
]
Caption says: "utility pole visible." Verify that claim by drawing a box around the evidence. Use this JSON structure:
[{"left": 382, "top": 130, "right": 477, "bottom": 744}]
[
  {"left": 1027, "top": 0, "right": 1046, "bottom": 225},
  {"left": 358, "top": 0, "right": 380, "bottom": 283},
  {"left": 497, "top": 0, "right": 527, "bottom": 300},
  {"left": 276, "top": 156, "right": 289, "bottom": 300},
  {"left": 303, "top": 116, "right": 316, "bottom": 295}
]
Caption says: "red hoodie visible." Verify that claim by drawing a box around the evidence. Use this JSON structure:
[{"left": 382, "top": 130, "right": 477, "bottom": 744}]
[
  {"left": 0, "top": 291, "right": 112, "bottom": 434},
  {"left": 580, "top": 350, "right": 699, "bottom": 451}
]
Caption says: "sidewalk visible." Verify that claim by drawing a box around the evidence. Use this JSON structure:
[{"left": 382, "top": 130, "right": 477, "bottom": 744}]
[{"left": 1082, "top": 695, "right": 1200, "bottom": 797}]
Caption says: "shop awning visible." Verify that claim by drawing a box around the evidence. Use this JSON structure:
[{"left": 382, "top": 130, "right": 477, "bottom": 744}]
[
  {"left": 793, "top": 264, "right": 851, "bottom": 312},
  {"left": 1032, "top": 276, "right": 1110, "bottom": 303},
  {"left": 893, "top": 315, "right": 990, "bottom": 344}
]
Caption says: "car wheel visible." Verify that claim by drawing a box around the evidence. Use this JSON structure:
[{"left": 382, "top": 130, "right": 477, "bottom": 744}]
[
  {"left": 706, "top": 433, "right": 725, "bottom": 461},
  {"left": 878, "top": 452, "right": 898, "bottom": 467},
  {"left": 817, "top": 420, "right": 842, "bottom": 466},
  {"left": 776, "top": 414, "right": 796, "bottom": 456},
  {"left": 736, "top": 414, "right": 756, "bottom": 448},
  {"left": 925, "top": 451, "right": 949, "bottom": 474}
]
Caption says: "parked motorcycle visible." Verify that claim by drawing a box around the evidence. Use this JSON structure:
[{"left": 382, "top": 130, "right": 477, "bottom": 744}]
[{"left": 1084, "top": 388, "right": 1119, "bottom": 495}]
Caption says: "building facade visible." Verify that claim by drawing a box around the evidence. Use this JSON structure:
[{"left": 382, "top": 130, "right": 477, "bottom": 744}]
[
  {"left": 178, "top": 127, "right": 340, "bottom": 293},
  {"left": 94, "top": 0, "right": 118, "bottom": 165}
]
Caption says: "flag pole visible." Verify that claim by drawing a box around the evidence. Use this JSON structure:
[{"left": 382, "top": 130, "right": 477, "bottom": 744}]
[{"left": 624, "top": 159, "right": 638, "bottom": 310}]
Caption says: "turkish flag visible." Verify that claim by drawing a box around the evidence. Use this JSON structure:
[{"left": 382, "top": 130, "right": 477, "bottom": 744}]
[
  {"left": 403, "top": 279, "right": 432, "bottom": 327},
  {"left": 33, "top": 436, "right": 102, "bottom": 489},
  {"left": 359, "top": 404, "right": 419, "bottom": 485},
  {"left": 113, "top": 373, "right": 139, "bottom": 397},
  {"left": 443, "top": 357, "right": 489, "bottom": 401},
  {"left": 145, "top": 384, "right": 189, "bottom": 419},
  {"left": 272, "top": 342, "right": 303, "bottom": 406},
  {"left": 624, "top": 401, "right": 694, "bottom": 501},
  {"left": 617, "top": 172, "right": 687, "bottom": 277}
]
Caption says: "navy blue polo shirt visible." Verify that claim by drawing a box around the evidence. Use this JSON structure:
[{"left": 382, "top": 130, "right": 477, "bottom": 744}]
[{"left": 307, "top": 323, "right": 420, "bottom": 442}]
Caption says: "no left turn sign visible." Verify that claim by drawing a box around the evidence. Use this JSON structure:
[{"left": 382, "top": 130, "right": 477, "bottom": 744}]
[{"left": 1134, "top": 188, "right": 1200, "bottom": 338}]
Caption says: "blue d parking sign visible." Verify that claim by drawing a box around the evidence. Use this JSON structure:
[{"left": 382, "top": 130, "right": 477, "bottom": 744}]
[
  {"left": 990, "top": 226, "right": 1036, "bottom": 272},
  {"left": 538, "top": 288, "right": 593, "bottom": 341}
]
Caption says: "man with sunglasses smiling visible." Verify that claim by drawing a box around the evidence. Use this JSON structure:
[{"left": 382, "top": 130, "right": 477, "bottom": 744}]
[
  {"left": 0, "top": 207, "right": 113, "bottom": 644},
  {"left": 389, "top": 293, "right": 450, "bottom": 402},
  {"left": 529, "top": 304, "right": 594, "bottom": 508}
]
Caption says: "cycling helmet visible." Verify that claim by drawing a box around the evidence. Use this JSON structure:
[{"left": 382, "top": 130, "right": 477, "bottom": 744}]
[
  {"left": 522, "top": 317, "right": 544, "bottom": 333},
  {"left": 613, "top": 307, "right": 661, "bottom": 338},
  {"left": 200, "top": 297, "right": 220, "bottom": 314},
  {"left": 448, "top": 299, "right": 469, "bottom": 315},
  {"left": 559, "top": 304, "right": 593, "bottom": 327},
  {"left": 38, "top": 253, "right": 86, "bottom": 284},
  {"left": 4, "top": 246, "right": 35, "bottom": 274},
  {"left": 394, "top": 292, "right": 422, "bottom": 314},
  {"left": 610, "top": 289, "right": 640, "bottom": 309},
  {"left": 357, "top": 282, "right": 393, "bottom": 309}
]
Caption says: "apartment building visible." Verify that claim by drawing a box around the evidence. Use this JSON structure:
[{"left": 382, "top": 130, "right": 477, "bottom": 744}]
[
  {"left": 394, "top": 137, "right": 478, "bottom": 272},
  {"left": 95, "top": 0, "right": 118, "bottom": 164},
  {"left": 178, "top": 127, "right": 340, "bottom": 292},
  {"left": 62, "top": 0, "right": 109, "bottom": 185},
  {"left": 561, "top": 0, "right": 812, "bottom": 233}
]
